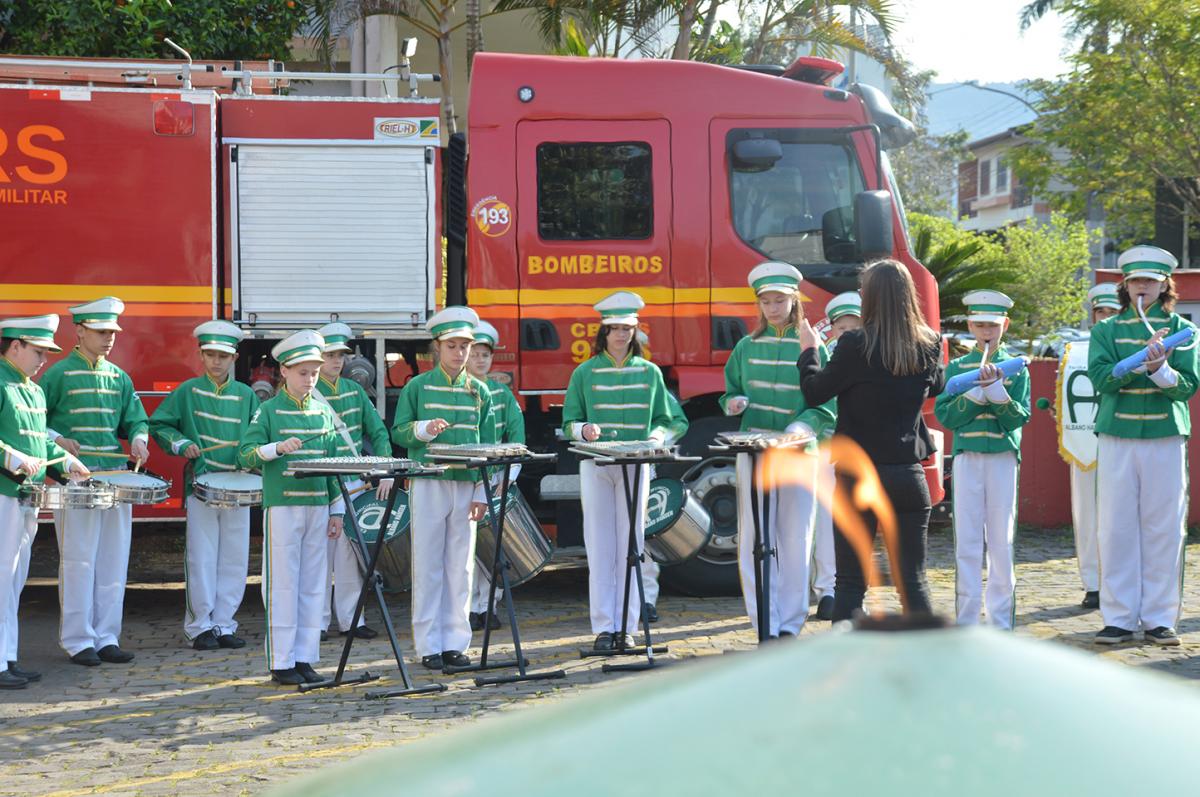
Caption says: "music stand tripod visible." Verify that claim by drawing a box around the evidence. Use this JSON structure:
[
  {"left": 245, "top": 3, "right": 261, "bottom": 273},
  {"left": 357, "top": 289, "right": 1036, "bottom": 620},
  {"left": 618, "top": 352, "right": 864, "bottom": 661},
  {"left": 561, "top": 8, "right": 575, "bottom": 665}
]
[
  {"left": 573, "top": 446, "right": 699, "bottom": 673},
  {"left": 710, "top": 435, "right": 810, "bottom": 645},
  {"left": 427, "top": 449, "right": 565, "bottom": 686},
  {"left": 287, "top": 460, "right": 447, "bottom": 698}
]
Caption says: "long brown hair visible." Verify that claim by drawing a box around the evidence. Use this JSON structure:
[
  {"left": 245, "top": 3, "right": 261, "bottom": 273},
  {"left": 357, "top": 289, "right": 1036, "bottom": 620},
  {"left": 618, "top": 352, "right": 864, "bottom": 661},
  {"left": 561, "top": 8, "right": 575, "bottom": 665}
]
[
  {"left": 1118, "top": 276, "right": 1177, "bottom": 313},
  {"left": 860, "top": 259, "right": 939, "bottom": 376},
  {"left": 751, "top": 288, "right": 802, "bottom": 338}
]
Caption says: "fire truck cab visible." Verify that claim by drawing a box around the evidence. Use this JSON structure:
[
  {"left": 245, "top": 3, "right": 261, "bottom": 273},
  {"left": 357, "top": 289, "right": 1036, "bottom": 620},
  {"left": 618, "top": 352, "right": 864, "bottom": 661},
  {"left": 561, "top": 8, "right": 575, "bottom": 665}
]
[{"left": 461, "top": 54, "right": 936, "bottom": 593}]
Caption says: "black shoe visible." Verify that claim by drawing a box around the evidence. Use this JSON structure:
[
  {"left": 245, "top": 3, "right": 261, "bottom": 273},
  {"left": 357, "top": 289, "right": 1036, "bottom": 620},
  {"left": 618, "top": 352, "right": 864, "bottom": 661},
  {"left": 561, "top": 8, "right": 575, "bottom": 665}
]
[
  {"left": 421, "top": 654, "right": 444, "bottom": 670},
  {"left": 815, "top": 595, "right": 835, "bottom": 621},
  {"left": 8, "top": 662, "right": 40, "bottom": 682},
  {"left": 192, "top": 629, "right": 219, "bottom": 651},
  {"left": 217, "top": 633, "right": 246, "bottom": 649},
  {"left": 294, "top": 662, "right": 325, "bottom": 683},
  {"left": 487, "top": 611, "right": 502, "bottom": 630},
  {"left": 1095, "top": 626, "right": 1135, "bottom": 645},
  {"left": 593, "top": 632, "right": 614, "bottom": 652},
  {"left": 469, "top": 612, "right": 485, "bottom": 632},
  {"left": 341, "top": 625, "right": 378, "bottom": 640},
  {"left": 70, "top": 648, "right": 101, "bottom": 667},
  {"left": 1081, "top": 591, "right": 1100, "bottom": 610},
  {"left": 441, "top": 650, "right": 470, "bottom": 667},
  {"left": 643, "top": 603, "right": 659, "bottom": 623},
  {"left": 614, "top": 633, "right": 637, "bottom": 650},
  {"left": 1145, "top": 626, "right": 1182, "bottom": 647},
  {"left": 320, "top": 631, "right": 328, "bottom": 642},
  {"left": 271, "top": 668, "right": 305, "bottom": 685},
  {"left": 0, "top": 671, "right": 27, "bottom": 689},
  {"left": 97, "top": 645, "right": 134, "bottom": 663}
]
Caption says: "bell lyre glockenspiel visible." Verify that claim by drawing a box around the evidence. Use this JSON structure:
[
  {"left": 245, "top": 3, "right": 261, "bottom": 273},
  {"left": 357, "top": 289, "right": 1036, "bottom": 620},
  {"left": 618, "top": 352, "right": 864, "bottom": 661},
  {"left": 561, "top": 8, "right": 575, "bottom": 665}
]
[
  {"left": 709, "top": 430, "right": 814, "bottom": 645},
  {"left": 425, "top": 442, "right": 564, "bottom": 686},
  {"left": 284, "top": 456, "right": 448, "bottom": 697},
  {"left": 570, "top": 440, "right": 700, "bottom": 672}
]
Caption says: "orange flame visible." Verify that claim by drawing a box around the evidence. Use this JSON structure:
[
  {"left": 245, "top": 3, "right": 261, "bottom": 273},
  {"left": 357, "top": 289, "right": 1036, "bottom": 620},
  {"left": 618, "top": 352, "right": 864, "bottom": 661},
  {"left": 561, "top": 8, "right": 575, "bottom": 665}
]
[{"left": 759, "top": 435, "right": 904, "bottom": 617}]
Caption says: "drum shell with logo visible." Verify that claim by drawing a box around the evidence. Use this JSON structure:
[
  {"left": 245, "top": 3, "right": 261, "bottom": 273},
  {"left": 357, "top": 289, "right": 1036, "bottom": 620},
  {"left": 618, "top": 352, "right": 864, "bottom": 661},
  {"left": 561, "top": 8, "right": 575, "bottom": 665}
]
[
  {"left": 644, "top": 478, "right": 713, "bottom": 566},
  {"left": 350, "top": 489, "right": 412, "bottom": 592},
  {"left": 475, "top": 488, "right": 552, "bottom": 588}
]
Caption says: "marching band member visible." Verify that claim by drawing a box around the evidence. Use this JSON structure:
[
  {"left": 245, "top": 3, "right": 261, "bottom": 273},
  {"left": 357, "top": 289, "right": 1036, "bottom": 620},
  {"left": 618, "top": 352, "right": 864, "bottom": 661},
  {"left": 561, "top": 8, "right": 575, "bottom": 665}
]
[
  {"left": 935, "top": 290, "right": 1030, "bottom": 630},
  {"left": 239, "top": 331, "right": 345, "bottom": 685},
  {"left": 1088, "top": 246, "right": 1197, "bottom": 646},
  {"left": 316, "top": 323, "right": 392, "bottom": 641},
  {"left": 563, "top": 292, "right": 675, "bottom": 652},
  {"left": 149, "top": 321, "right": 259, "bottom": 651},
  {"left": 812, "top": 291, "right": 861, "bottom": 621},
  {"left": 1067, "top": 284, "right": 1120, "bottom": 610},
  {"left": 41, "top": 297, "right": 150, "bottom": 666},
  {"left": 635, "top": 328, "right": 689, "bottom": 624},
  {"left": 722, "top": 263, "right": 835, "bottom": 639},
  {"left": 465, "top": 320, "right": 522, "bottom": 633},
  {"left": 392, "top": 307, "right": 494, "bottom": 670},
  {"left": 0, "top": 315, "right": 87, "bottom": 688}
]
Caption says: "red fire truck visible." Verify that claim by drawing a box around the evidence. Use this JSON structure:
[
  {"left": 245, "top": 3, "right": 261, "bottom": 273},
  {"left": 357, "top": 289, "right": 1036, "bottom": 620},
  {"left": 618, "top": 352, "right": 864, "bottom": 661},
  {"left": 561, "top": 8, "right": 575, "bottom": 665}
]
[{"left": 0, "top": 51, "right": 935, "bottom": 594}]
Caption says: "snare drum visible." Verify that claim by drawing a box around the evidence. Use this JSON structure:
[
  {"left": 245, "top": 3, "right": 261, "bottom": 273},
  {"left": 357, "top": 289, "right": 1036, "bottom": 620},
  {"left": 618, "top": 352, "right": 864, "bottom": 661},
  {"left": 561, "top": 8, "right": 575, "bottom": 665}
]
[
  {"left": 93, "top": 471, "right": 171, "bottom": 505},
  {"left": 474, "top": 488, "right": 552, "bottom": 588},
  {"left": 643, "top": 478, "right": 713, "bottom": 566},
  {"left": 349, "top": 490, "right": 412, "bottom": 592},
  {"left": 193, "top": 471, "right": 263, "bottom": 509},
  {"left": 18, "top": 481, "right": 116, "bottom": 511}
]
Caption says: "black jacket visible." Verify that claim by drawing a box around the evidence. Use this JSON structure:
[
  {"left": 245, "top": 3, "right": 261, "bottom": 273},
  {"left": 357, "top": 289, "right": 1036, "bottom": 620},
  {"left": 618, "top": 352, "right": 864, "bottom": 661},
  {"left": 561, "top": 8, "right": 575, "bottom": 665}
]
[{"left": 798, "top": 329, "right": 945, "bottom": 465}]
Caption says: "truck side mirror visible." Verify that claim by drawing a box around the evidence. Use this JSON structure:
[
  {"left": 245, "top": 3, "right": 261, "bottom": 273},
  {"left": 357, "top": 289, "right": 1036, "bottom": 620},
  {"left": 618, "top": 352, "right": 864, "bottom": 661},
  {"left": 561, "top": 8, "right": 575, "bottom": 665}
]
[
  {"left": 732, "top": 138, "right": 783, "bottom": 170},
  {"left": 854, "top": 190, "right": 894, "bottom": 260}
]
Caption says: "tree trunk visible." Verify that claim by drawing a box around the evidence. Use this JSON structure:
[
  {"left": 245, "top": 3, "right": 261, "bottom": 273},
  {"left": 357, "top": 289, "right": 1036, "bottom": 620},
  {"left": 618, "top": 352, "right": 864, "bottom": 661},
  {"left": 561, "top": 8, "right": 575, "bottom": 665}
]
[
  {"left": 438, "top": 10, "right": 457, "bottom": 135},
  {"left": 695, "top": 0, "right": 721, "bottom": 58},
  {"left": 466, "top": 0, "right": 483, "bottom": 77},
  {"left": 671, "top": 0, "right": 699, "bottom": 60}
]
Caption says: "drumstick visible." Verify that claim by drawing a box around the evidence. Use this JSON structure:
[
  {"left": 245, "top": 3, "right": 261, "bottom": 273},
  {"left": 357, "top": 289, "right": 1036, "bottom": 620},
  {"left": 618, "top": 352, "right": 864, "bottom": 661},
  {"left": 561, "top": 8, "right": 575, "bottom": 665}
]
[
  {"left": 77, "top": 451, "right": 130, "bottom": 459},
  {"left": 199, "top": 440, "right": 238, "bottom": 454}
]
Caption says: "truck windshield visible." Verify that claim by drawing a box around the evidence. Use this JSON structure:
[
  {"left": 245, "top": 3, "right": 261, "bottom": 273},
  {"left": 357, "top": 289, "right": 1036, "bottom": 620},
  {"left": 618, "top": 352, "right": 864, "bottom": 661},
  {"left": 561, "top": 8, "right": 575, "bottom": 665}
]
[{"left": 728, "top": 130, "right": 865, "bottom": 267}]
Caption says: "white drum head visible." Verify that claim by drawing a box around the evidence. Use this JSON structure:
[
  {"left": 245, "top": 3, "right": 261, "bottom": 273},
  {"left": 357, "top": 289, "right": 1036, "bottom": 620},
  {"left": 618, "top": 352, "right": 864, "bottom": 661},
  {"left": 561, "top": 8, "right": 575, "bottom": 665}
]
[{"left": 96, "top": 472, "right": 170, "bottom": 488}]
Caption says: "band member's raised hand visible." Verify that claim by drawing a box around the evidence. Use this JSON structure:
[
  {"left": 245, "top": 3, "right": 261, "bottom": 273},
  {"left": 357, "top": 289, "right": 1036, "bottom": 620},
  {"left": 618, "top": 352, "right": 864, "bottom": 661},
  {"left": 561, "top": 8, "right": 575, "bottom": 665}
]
[
  {"left": 797, "top": 318, "right": 821, "bottom": 351},
  {"left": 56, "top": 436, "right": 82, "bottom": 457},
  {"left": 67, "top": 457, "right": 91, "bottom": 479},
  {"left": 276, "top": 436, "right": 303, "bottom": 455},
  {"left": 468, "top": 501, "right": 488, "bottom": 522},
  {"left": 977, "top": 362, "right": 1002, "bottom": 386},
  {"left": 582, "top": 423, "right": 602, "bottom": 442},
  {"left": 16, "top": 457, "right": 43, "bottom": 477},
  {"left": 131, "top": 437, "right": 151, "bottom": 466},
  {"left": 426, "top": 418, "right": 449, "bottom": 438},
  {"left": 725, "top": 397, "right": 748, "bottom": 416},
  {"left": 183, "top": 444, "right": 201, "bottom": 459}
]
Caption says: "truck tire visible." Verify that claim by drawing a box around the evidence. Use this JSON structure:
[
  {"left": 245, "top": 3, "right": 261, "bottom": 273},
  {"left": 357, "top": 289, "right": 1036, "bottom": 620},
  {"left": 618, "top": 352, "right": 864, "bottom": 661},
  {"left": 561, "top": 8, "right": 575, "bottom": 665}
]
[{"left": 659, "top": 414, "right": 742, "bottom": 597}]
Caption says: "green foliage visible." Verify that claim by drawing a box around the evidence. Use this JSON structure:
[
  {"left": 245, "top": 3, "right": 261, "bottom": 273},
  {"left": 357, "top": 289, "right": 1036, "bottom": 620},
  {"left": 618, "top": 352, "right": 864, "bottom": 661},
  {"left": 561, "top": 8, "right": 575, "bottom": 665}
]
[
  {"left": 0, "top": 0, "right": 307, "bottom": 61},
  {"left": 890, "top": 128, "right": 968, "bottom": 217},
  {"left": 911, "top": 211, "right": 1094, "bottom": 343},
  {"left": 1009, "top": 0, "right": 1200, "bottom": 247},
  {"left": 910, "top": 212, "right": 1014, "bottom": 328},
  {"left": 1002, "top": 212, "right": 1096, "bottom": 346},
  {"left": 692, "top": 19, "right": 744, "bottom": 64}
]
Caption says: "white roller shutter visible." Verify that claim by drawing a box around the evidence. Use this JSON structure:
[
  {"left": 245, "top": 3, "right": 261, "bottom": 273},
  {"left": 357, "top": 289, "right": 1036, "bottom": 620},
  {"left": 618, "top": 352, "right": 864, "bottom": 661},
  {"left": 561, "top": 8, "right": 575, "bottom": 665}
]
[{"left": 232, "top": 143, "right": 434, "bottom": 326}]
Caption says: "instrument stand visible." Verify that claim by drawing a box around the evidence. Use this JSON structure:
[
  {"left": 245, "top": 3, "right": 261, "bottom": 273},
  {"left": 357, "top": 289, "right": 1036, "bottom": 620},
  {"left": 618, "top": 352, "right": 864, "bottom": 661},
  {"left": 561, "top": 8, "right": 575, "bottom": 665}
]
[
  {"left": 709, "top": 441, "right": 789, "bottom": 646},
  {"left": 434, "top": 453, "right": 565, "bottom": 686},
  {"left": 574, "top": 451, "right": 696, "bottom": 673},
  {"left": 289, "top": 467, "right": 445, "bottom": 697}
]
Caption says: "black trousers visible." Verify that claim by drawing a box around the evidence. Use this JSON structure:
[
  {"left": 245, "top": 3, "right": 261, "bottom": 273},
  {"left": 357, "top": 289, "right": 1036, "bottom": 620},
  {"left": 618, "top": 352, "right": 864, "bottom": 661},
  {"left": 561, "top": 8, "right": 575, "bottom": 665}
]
[{"left": 831, "top": 462, "right": 933, "bottom": 622}]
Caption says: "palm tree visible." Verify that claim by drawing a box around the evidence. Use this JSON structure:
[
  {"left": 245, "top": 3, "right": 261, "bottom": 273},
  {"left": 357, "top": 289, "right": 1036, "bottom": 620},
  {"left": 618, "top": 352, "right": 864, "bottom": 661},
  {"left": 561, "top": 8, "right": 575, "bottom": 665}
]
[
  {"left": 912, "top": 225, "right": 1019, "bottom": 329},
  {"left": 743, "top": 0, "right": 898, "bottom": 67}
]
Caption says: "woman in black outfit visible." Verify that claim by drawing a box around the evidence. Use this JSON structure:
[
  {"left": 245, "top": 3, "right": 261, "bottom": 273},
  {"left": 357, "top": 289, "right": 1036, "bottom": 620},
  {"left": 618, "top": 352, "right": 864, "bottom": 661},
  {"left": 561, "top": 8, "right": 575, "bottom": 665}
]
[{"left": 797, "top": 259, "right": 945, "bottom": 621}]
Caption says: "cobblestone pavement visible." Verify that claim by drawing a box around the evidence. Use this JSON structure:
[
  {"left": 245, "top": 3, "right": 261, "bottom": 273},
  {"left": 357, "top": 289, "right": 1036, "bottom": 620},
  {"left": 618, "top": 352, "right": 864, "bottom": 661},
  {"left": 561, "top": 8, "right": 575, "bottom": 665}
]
[{"left": 6, "top": 526, "right": 1200, "bottom": 796}]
